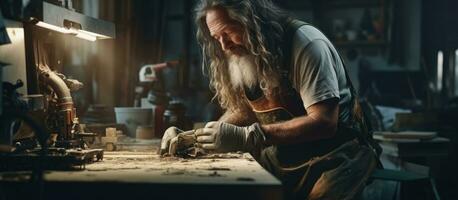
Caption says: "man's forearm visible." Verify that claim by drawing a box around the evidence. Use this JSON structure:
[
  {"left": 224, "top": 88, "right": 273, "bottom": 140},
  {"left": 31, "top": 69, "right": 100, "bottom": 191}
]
[
  {"left": 261, "top": 115, "right": 336, "bottom": 145},
  {"left": 261, "top": 99, "right": 339, "bottom": 145},
  {"left": 218, "top": 99, "right": 339, "bottom": 145}
]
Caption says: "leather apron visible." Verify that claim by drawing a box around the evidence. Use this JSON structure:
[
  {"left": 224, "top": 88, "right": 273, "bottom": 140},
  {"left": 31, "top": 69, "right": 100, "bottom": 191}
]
[{"left": 242, "top": 19, "right": 378, "bottom": 200}]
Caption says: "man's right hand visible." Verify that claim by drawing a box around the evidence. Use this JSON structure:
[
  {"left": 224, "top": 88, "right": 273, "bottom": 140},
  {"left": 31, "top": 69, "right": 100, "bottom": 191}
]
[{"left": 196, "top": 121, "right": 266, "bottom": 153}]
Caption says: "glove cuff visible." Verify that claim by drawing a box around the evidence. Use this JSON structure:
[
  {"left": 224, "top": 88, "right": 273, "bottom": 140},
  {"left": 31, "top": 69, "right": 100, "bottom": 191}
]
[
  {"left": 217, "top": 122, "right": 247, "bottom": 152},
  {"left": 245, "top": 123, "right": 266, "bottom": 152},
  {"left": 217, "top": 122, "right": 266, "bottom": 153}
]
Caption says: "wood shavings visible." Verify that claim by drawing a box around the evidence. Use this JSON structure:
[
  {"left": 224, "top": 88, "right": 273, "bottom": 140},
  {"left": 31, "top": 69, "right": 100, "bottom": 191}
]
[
  {"left": 198, "top": 171, "right": 225, "bottom": 177},
  {"left": 162, "top": 168, "right": 195, "bottom": 176},
  {"left": 87, "top": 167, "right": 140, "bottom": 171},
  {"left": 199, "top": 152, "right": 244, "bottom": 159},
  {"left": 206, "top": 167, "right": 231, "bottom": 171}
]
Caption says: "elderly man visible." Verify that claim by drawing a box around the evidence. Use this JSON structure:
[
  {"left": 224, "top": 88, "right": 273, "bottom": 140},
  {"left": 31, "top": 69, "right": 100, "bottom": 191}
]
[{"left": 161, "top": 0, "right": 380, "bottom": 199}]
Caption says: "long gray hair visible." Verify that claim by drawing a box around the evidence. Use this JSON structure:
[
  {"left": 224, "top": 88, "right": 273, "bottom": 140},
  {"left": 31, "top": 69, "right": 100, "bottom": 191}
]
[{"left": 195, "top": 0, "right": 287, "bottom": 112}]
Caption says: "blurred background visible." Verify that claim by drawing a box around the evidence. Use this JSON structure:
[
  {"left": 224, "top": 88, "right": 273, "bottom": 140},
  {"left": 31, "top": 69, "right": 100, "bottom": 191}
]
[{"left": 1, "top": 0, "right": 458, "bottom": 199}]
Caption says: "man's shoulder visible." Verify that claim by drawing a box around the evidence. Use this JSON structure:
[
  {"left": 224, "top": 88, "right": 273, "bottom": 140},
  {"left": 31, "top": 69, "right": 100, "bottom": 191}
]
[{"left": 292, "top": 25, "right": 330, "bottom": 49}]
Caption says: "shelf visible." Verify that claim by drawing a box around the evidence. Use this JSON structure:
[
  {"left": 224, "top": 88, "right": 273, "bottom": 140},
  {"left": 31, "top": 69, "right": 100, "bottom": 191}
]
[
  {"left": 322, "top": 0, "right": 381, "bottom": 9},
  {"left": 334, "top": 40, "right": 387, "bottom": 48},
  {"left": 278, "top": 1, "right": 313, "bottom": 11},
  {"left": 279, "top": 0, "right": 380, "bottom": 11}
]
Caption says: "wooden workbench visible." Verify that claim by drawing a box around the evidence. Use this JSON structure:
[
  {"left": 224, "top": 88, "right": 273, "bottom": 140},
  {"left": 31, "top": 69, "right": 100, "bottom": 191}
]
[{"left": 0, "top": 144, "right": 283, "bottom": 200}]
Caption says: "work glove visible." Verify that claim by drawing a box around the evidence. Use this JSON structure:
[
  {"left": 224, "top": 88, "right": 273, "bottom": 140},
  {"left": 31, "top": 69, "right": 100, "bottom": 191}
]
[
  {"left": 160, "top": 127, "right": 197, "bottom": 156},
  {"left": 196, "top": 121, "right": 266, "bottom": 153},
  {"left": 160, "top": 127, "right": 181, "bottom": 155}
]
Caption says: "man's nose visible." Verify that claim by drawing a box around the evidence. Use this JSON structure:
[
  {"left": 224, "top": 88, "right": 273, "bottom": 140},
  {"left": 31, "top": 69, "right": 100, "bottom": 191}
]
[{"left": 219, "top": 36, "right": 230, "bottom": 51}]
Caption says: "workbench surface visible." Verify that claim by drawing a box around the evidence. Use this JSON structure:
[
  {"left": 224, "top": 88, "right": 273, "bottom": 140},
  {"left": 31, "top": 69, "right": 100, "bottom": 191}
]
[
  {"left": 0, "top": 147, "right": 283, "bottom": 200},
  {"left": 49, "top": 151, "right": 280, "bottom": 185}
]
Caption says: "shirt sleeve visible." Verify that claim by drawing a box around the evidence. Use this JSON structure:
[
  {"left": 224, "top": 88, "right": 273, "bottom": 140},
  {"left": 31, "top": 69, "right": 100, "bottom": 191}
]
[{"left": 292, "top": 39, "right": 340, "bottom": 109}]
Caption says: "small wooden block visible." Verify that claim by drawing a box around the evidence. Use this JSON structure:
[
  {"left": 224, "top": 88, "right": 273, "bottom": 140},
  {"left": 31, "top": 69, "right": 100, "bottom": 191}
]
[
  {"left": 105, "top": 127, "right": 117, "bottom": 137},
  {"left": 105, "top": 143, "right": 116, "bottom": 151},
  {"left": 102, "top": 136, "right": 118, "bottom": 144},
  {"left": 101, "top": 135, "right": 127, "bottom": 144}
]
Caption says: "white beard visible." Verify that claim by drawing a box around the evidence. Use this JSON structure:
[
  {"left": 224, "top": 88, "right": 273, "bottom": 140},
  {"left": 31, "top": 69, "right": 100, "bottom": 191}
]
[{"left": 227, "top": 54, "right": 258, "bottom": 89}]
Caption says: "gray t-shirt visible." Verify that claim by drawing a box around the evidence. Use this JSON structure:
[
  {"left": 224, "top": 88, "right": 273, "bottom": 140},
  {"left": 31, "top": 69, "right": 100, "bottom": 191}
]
[{"left": 289, "top": 25, "right": 352, "bottom": 121}]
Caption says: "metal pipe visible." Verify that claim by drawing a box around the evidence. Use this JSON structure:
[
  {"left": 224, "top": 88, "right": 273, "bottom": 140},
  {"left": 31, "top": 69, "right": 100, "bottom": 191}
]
[
  {"left": 40, "top": 69, "right": 74, "bottom": 109},
  {"left": 39, "top": 67, "right": 75, "bottom": 139}
]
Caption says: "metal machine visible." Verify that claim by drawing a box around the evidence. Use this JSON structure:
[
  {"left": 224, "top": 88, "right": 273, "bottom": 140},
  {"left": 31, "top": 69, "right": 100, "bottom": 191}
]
[{"left": 0, "top": 0, "right": 115, "bottom": 170}]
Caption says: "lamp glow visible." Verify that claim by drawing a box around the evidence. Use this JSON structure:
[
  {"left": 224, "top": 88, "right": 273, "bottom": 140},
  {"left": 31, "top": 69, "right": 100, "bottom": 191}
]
[
  {"left": 36, "top": 21, "right": 72, "bottom": 34},
  {"left": 75, "top": 32, "right": 97, "bottom": 41},
  {"left": 35, "top": 21, "right": 110, "bottom": 42}
]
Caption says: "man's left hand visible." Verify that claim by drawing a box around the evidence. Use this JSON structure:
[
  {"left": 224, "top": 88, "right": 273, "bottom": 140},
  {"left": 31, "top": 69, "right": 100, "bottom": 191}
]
[
  {"left": 160, "top": 127, "right": 197, "bottom": 156},
  {"left": 160, "top": 127, "right": 182, "bottom": 155},
  {"left": 168, "top": 130, "right": 197, "bottom": 155}
]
